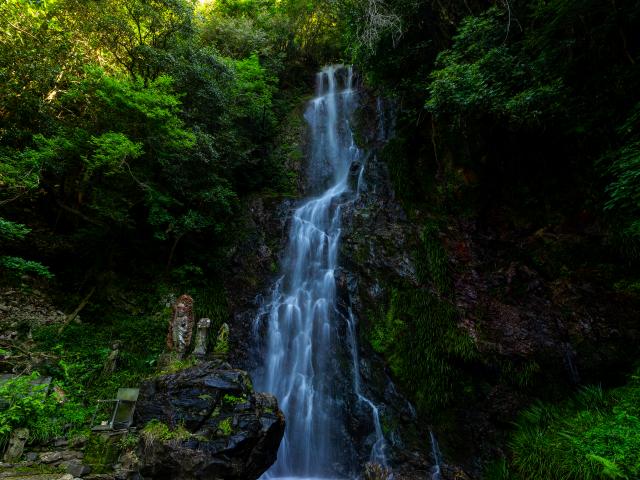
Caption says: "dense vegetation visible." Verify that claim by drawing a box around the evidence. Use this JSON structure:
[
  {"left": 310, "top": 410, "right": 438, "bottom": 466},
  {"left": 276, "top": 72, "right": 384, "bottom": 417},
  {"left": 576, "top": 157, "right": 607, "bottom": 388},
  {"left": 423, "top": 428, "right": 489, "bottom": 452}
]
[
  {"left": 1, "top": 0, "right": 640, "bottom": 478},
  {"left": 508, "top": 375, "right": 640, "bottom": 480},
  {"left": 344, "top": 0, "right": 640, "bottom": 476},
  {"left": 0, "top": 0, "right": 336, "bottom": 281},
  {"left": 0, "top": 0, "right": 339, "bottom": 452}
]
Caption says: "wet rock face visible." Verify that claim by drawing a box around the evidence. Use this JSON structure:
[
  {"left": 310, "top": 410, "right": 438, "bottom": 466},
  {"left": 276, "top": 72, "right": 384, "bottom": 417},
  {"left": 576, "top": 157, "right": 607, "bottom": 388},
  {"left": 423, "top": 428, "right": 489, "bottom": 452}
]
[
  {"left": 134, "top": 361, "right": 285, "bottom": 480},
  {"left": 337, "top": 95, "right": 431, "bottom": 473},
  {"left": 450, "top": 216, "right": 640, "bottom": 383},
  {"left": 226, "top": 196, "right": 293, "bottom": 370}
]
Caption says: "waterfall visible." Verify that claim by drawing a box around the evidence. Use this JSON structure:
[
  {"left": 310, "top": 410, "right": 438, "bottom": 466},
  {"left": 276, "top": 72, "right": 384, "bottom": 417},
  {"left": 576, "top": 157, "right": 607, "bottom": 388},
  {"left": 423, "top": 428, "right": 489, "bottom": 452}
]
[
  {"left": 429, "top": 431, "right": 442, "bottom": 480},
  {"left": 254, "top": 65, "right": 375, "bottom": 479},
  {"left": 346, "top": 309, "right": 388, "bottom": 467}
]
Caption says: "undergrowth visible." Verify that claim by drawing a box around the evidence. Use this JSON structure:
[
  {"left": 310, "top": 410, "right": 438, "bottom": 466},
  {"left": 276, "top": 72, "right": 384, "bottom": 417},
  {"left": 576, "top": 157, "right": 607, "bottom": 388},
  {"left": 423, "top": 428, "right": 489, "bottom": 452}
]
[
  {"left": 503, "top": 374, "right": 640, "bottom": 480},
  {"left": 369, "top": 220, "right": 476, "bottom": 415},
  {"left": 141, "top": 419, "right": 191, "bottom": 449},
  {"left": 0, "top": 372, "right": 90, "bottom": 448}
]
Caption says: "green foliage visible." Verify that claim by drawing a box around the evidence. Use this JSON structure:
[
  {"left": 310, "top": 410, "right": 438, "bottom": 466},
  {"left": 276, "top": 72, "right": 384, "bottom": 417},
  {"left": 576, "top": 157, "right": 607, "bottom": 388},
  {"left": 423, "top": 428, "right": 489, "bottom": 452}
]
[
  {"left": 348, "top": 0, "right": 640, "bottom": 262},
  {"left": 224, "top": 54, "right": 276, "bottom": 130},
  {"left": 368, "top": 217, "right": 477, "bottom": 415},
  {"left": 142, "top": 419, "right": 173, "bottom": 442},
  {"left": 0, "top": 256, "right": 53, "bottom": 279},
  {"left": 87, "top": 133, "right": 144, "bottom": 176},
  {"left": 0, "top": 373, "right": 89, "bottom": 447},
  {"left": 0, "top": 147, "right": 43, "bottom": 192},
  {"left": 223, "top": 393, "right": 247, "bottom": 405},
  {"left": 426, "top": 7, "right": 564, "bottom": 127},
  {"left": 199, "top": 0, "right": 287, "bottom": 61},
  {"left": 509, "top": 379, "right": 640, "bottom": 480},
  {"left": 217, "top": 417, "right": 232, "bottom": 436},
  {"left": 33, "top": 308, "right": 166, "bottom": 403},
  {"left": 605, "top": 141, "right": 640, "bottom": 229},
  {"left": 499, "top": 359, "right": 541, "bottom": 389},
  {"left": 0, "top": 0, "right": 317, "bottom": 288},
  {"left": 0, "top": 218, "right": 31, "bottom": 241},
  {"left": 416, "top": 222, "right": 450, "bottom": 294},
  {"left": 83, "top": 0, "right": 196, "bottom": 82},
  {"left": 370, "top": 286, "right": 475, "bottom": 414},
  {"left": 0, "top": 374, "right": 50, "bottom": 444},
  {"left": 483, "top": 458, "right": 512, "bottom": 480},
  {"left": 603, "top": 104, "right": 640, "bottom": 251},
  {"left": 158, "top": 354, "right": 197, "bottom": 375},
  {"left": 141, "top": 419, "right": 190, "bottom": 448},
  {"left": 0, "top": 218, "right": 53, "bottom": 284},
  {"left": 118, "top": 432, "right": 139, "bottom": 451}
]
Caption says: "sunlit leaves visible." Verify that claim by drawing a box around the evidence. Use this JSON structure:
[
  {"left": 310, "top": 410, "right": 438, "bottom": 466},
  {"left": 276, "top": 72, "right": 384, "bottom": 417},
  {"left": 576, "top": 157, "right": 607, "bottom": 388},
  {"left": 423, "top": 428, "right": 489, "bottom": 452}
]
[
  {"left": 88, "top": 132, "right": 143, "bottom": 175},
  {"left": 224, "top": 53, "right": 276, "bottom": 128},
  {"left": 82, "top": 0, "right": 196, "bottom": 81}
]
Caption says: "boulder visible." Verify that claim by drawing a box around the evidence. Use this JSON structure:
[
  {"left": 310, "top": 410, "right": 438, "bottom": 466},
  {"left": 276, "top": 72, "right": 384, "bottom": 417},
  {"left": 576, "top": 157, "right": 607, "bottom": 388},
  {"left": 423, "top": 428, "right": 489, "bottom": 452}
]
[
  {"left": 3, "top": 428, "right": 29, "bottom": 463},
  {"left": 133, "top": 361, "right": 284, "bottom": 480}
]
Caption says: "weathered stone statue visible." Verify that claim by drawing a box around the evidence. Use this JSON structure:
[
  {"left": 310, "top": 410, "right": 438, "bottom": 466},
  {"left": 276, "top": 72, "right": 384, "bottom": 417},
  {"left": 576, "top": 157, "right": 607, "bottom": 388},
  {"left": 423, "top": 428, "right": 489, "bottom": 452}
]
[
  {"left": 166, "top": 294, "right": 194, "bottom": 358},
  {"left": 3, "top": 427, "right": 29, "bottom": 462},
  {"left": 102, "top": 341, "right": 121, "bottom": 375},
  {"left": 192, "top": 318, "right": 211, "bottom": 358}
]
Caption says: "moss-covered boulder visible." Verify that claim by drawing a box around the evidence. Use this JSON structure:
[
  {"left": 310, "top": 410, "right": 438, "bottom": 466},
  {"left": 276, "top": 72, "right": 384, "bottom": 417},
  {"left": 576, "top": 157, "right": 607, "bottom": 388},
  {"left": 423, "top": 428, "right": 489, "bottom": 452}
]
[{"left": 133, "top": 361, "right": 284, "bottom": 480}]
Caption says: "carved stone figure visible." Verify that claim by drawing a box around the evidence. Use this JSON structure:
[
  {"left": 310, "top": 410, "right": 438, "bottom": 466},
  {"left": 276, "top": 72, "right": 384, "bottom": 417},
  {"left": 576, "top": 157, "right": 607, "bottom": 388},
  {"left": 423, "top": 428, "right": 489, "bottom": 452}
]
[
  {"left": 102, "top": 341, "right": 121, "bottom": 375},
  {"left": 192, "top": 318, "right": 211, "bottom": 358},
  {"left": 3, "top": 427, "right": 29, "bottom": 462},
  {"left": 166, "top": 294, "right": 194, "bottom": 357}
]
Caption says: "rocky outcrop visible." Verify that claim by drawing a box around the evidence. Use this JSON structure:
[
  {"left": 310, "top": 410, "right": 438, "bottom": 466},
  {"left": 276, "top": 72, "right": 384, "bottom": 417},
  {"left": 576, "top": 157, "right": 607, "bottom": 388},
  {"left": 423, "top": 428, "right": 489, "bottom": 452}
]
[
  {"left": 339, "top": 89, "right": 640, "bottom": 477},
  {"left": 0, "top": 435, "right": 91, "bottom": 479},
  {"left": 0, "top": 287, "right": 66, "bottom": 340},
  {"left": 133, "top": 361, "right": 285, "bottom": 480}
]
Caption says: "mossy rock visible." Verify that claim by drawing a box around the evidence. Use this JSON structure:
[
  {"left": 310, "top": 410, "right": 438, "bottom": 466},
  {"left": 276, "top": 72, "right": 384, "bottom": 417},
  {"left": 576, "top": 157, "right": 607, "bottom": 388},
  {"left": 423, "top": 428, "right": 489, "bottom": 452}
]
[{"left": 84, "top": 433, "right": 121, "bottom": 474}]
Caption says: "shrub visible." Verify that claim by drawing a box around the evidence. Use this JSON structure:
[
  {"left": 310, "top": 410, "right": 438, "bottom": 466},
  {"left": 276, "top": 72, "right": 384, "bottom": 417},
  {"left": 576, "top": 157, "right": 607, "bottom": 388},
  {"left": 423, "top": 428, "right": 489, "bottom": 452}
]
[
  {"left": 509, "top": 378, "right": 640, "bottom": 479},
  {"left": 0, "top": 373, "right": 88, "bottom": 447},
  {"left": 0, "top": 256, "right": 53, "bottom": 280}
]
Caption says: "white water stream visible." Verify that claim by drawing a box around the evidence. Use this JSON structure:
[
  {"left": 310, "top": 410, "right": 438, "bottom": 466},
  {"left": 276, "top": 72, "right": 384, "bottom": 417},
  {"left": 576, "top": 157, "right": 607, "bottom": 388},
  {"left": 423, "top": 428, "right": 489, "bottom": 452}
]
[{"left": 254, "top": 65, "right": 387, "bottom": 479}]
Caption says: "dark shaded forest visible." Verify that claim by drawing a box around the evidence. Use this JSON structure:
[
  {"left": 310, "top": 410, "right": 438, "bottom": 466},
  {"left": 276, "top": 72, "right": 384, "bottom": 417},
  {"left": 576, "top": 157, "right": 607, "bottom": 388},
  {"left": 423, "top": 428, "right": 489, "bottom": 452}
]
[{"left": 1, "top": 0, "right": 639, "bottom": 478}]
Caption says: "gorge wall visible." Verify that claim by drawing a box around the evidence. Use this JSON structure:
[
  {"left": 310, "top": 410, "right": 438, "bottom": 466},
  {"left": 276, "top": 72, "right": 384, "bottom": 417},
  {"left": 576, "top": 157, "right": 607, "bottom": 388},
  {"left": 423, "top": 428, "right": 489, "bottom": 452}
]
[{"left": 230, "top": 69, "right": 640, "bottom": 479}]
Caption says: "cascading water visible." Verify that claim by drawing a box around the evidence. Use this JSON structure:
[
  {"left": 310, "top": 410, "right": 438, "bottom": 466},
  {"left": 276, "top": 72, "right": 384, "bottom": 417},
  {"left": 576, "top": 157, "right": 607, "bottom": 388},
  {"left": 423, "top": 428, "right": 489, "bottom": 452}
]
[
  {"left": 254, "top": 65, "right": 380, "bottom": 479},
  {"left": 429, "top": 431, "right": 442, "bottom": 480},
  {"left": 346, "top": 309, "right": 388, "bottom": 467}
]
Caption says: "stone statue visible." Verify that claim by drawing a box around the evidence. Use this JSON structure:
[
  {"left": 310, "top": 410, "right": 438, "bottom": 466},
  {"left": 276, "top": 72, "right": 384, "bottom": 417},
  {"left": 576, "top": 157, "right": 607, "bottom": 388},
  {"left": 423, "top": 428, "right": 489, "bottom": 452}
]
[
  {"left": 3, "top": 427, "right": 29, "bottom": 462},
  {"left": 192, "top": 318, "right": 211, "bottom": 358},
  {"left": 166, "top": 294, "right": 195, "bottom": 358},
  {"left": 102, "top": 341, "right": 121, "bottom": 375}
]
